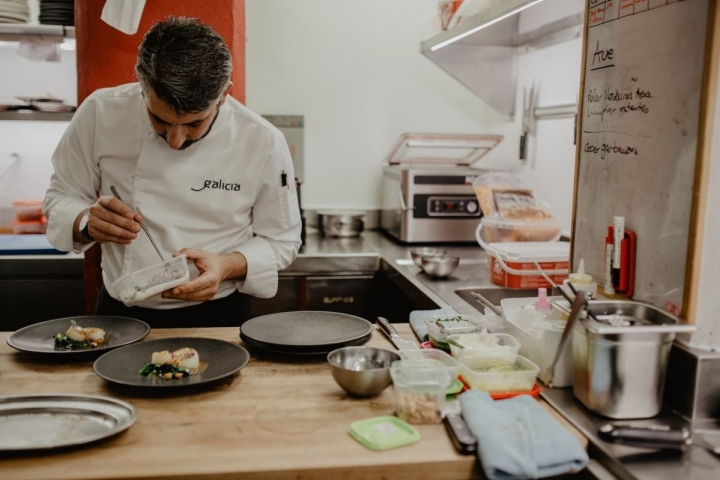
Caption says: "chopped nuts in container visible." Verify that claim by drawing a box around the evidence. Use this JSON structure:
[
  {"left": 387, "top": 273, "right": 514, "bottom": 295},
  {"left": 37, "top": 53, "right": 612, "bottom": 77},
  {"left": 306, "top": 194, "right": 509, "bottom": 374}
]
[{"left": 390, "top": 359, "right": 450, "bottom": 425}]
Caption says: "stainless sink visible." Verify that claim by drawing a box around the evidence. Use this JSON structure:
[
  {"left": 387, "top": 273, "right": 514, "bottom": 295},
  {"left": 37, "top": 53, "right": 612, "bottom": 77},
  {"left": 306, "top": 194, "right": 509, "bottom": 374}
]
[{"left": 455, "top": 287, "right": 542, "bottom": 315}]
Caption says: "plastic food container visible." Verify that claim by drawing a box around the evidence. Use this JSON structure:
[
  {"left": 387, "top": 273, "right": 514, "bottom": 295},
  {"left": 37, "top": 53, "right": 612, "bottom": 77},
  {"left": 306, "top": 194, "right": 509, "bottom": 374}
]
[
  {"left": 12, "top": 218, "right": 47, "bottom": 234},
  {"left": 459, "top": 354, "right": 539, "bottom": 393},
  {"left": 479, "top": 217, "right": 562, "bottom": 244},
  {"left": 447, "top": 333, "right": 521, "bottom": 360},
  {"left": 484, "top": 241, "right": 569, "bottom": 289},
  {"left": 111, "top": 255, "right": 190, "bottom": 306},
  {"left": 425, "top": 314, "right": 486, "bottom": 351},
  {"left": 398, "top": 349, "right": 461, "bottom": 379},
  {"left": 12, "top": 200, "right": 43, "bottom": 221},
  {"left": 503, "top": 306, "right": 572, "bottom": 387},
  {"left": 390, "top": 359, "right": 450, "bottom": 424}
]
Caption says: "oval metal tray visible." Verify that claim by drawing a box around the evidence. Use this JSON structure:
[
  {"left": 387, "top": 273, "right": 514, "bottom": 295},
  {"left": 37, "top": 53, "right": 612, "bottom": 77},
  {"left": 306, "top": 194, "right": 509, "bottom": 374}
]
[{"left": 0, "top": 394, "right": 137, "bottom": 451}]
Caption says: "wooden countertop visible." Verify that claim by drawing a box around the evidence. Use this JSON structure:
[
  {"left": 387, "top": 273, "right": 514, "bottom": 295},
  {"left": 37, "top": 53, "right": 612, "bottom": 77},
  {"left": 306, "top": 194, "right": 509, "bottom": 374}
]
[{"left": 0, "top": 325, "right": 586, "bottom": 480}]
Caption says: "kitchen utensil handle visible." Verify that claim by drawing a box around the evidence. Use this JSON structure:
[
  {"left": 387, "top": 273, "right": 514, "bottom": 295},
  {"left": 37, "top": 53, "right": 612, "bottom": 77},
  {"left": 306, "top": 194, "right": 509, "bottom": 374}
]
[
  {"left": 376, "top": 317, "right": 399, "bottom": 339},
  {"left": 598, "top": 424, "right": 691, "bottom": 450},
  {"left": 547, "top": 291, "right": 591, "bottom": 387},
  {"left": 110, "top": 186, "right": 165, "bottom": 262},
  {"left": 469, "top": 292, "right": 502, "bottom": 317},
  {"left": 443, "top": 414, "right": 477, "bottom": 455}
]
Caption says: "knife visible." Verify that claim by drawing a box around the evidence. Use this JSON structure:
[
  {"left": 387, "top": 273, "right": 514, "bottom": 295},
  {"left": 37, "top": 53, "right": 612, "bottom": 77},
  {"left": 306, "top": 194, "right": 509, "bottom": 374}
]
[{"left": 376, "top": 317, "right": 419, "bottom": 350}]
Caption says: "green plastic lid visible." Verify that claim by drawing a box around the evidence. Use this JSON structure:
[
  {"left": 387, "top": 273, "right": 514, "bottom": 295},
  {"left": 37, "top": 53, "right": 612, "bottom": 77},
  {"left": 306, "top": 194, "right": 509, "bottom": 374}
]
[{"left": 348, "top": 416, "right": 421, "bottom": 451}]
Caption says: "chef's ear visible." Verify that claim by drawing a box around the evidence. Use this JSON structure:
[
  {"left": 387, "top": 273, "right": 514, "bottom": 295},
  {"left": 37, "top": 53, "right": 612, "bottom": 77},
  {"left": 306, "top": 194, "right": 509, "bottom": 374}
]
[{"left": 219, "top": 82, "right": 233, "bottom": 105}]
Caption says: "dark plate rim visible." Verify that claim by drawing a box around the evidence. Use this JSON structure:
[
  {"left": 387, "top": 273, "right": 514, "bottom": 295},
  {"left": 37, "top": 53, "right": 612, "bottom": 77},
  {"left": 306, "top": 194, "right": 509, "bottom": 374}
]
[
  {"left": 92, "top": 337, "right": 250, "bottom": 388},
  {"left": 6, "top": 315, "right": 151, "bottom": 354},
  {"left": 240, "top": 330, "right": 373, "bottom": 356},
  {"left": 240, "top": 311, "right": 373, "bottom": 347}
]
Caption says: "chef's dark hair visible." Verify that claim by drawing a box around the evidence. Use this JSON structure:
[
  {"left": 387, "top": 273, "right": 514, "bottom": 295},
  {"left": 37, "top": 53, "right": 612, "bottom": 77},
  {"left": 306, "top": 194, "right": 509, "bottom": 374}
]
[{"left": 136, "top": 16, "right": 232, "bottom": 114}]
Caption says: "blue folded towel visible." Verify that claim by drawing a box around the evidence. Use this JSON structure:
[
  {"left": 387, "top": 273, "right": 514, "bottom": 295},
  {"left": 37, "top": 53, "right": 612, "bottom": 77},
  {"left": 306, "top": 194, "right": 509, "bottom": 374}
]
[
  {"left": 459, "top": 390, "right": 588, "bottom": 480},
  {"left": 408, "top": 307, "right": 454, "bottom": 341}
]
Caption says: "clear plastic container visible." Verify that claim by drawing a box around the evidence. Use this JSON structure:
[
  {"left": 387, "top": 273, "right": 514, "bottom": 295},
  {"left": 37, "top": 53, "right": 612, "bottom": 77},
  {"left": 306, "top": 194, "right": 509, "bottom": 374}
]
[
  {"left": 459, "top": 354, "right": 539, "bottom": 393},
  {"left": 503, "top": 306, "right": 573, "bottom": 387},
  {"left": 425, "top": 314, "right": 486, "bottom": 351},
  {"left": 12, "top": 200, "right": 43, "bottom": 221},
  {"left": 111, "top": 255, "right": 190, "bottom": 306},
  {"left": 12, "top": 218, "right": 47, "bottom": 234},
  {"left": 390, "top": 359, "right": 450, "bottom": 424},
  {"left": 447, "top": 333, "right": 521, "bottom": 360},
  {"left": 479, "top": 216, "right": 562, "bottom": 243},
  {"left": 398, "top": 349, "right": 461, "bottom": 379}
]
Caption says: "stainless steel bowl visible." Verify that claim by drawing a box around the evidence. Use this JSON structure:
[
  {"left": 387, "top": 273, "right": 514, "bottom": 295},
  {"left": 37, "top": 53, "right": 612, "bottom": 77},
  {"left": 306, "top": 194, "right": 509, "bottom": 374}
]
[
  {"left": 327, "top": 347, "right": 400, "bottom": 397},
  {"left": 410, "top": 248, "right": 446, "bottom": 267},
  {"left": 420, "top": 255, "right": 459, "bottom": 278},
  {"left": 317, "top": 211, "right": 365, "bottom": 237}
]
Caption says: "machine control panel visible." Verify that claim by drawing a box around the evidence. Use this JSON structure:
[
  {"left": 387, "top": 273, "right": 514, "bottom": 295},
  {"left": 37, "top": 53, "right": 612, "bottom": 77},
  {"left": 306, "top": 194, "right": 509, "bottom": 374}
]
[{"left": 426, "top": 196, "right": 481, "bottom": 217}]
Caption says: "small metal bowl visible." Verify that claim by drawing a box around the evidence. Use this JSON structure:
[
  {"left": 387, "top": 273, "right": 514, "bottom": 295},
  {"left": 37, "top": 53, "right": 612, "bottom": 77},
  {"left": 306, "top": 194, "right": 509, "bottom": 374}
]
[
  {"left": 420, "top": 255, "right": 460, "bottom": 278},
  {"left": 327, "top": 347, "right": 400, "bottom": 397},
  {"left": 410, "top": 248, "right": 447, "bottom": 267}
]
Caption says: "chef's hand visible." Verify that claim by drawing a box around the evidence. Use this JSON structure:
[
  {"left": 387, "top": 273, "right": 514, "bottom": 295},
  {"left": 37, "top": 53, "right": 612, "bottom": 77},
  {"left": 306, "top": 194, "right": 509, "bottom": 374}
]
[
  {"left": 75, "top": 196, "right": 142, "bottom": 245},
  {"left": 162, "top": 249, "right": 248, "bottom": 302}
]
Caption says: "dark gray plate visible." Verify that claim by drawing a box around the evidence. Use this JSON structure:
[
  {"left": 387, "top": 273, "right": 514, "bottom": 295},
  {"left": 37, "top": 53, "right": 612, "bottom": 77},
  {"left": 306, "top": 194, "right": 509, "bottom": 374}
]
[
  {"left": 7, "top": 316, "right": 151, "bottom": 354},
  {"left": 241, "top": 329, "right": 373, "bottom": 356},
  {"left": 0, "top": 394, "right": 136, "bottom": 451},
  {"left": 93, "top": 337, "right": 250, "bottom": 388},
  {"left": 240, "top": 311, "right": 373, "bottom": 350}
]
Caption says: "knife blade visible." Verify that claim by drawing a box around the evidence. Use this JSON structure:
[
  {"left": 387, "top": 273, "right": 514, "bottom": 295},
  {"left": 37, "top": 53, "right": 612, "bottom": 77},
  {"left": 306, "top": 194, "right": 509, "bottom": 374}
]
[{"left": 376, "top": 317, "right": 419, "bottom": 350}]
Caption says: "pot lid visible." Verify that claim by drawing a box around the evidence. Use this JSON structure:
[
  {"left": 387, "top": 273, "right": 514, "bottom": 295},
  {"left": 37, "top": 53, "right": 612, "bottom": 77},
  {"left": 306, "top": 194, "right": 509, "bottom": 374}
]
[{"left": 384, "top": 133, "right": 503, "bottom": 166}]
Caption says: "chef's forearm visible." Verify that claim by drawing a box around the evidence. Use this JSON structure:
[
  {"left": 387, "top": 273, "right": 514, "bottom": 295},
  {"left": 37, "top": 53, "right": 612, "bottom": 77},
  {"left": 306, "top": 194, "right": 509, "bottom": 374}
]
[{"left": 221, "top": 252, "right": 248, "bottom": 281}]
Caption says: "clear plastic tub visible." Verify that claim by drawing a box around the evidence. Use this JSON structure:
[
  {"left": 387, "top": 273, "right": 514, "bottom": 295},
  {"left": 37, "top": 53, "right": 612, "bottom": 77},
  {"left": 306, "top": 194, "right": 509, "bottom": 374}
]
[
  {"left": 398, "top": 349, "right": 461, "bottom": 379},
  {"left": 459, "top": 354, "right": 539, "bottom": 393},
  {"left": 12, "top": 200, "right": 43, "bottom": 221},
  {"left": 12, "top": 218, "right": 47, "bottom": 234},
  {"left": 425, "top": 314, "right": 486, "bottom": 351},
  {"left": 503, "top": 306, "right": 573, "bottom": 387},
  {"left": 479, "top": 216, "right": 562, "bottom": 243},
  {"left": 447, "top": 333, "right": 521, "bottom": 360},
  {"left": 390, "top": 359, "right": 450, "bottom": 424},
  {"left": 111, "top": 255, "right": 190, "bottom": 306}
]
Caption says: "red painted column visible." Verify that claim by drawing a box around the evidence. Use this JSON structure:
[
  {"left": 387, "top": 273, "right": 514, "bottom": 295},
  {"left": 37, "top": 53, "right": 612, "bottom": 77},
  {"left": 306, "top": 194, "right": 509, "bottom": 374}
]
[{"left": 75, "top": 1, "right": 246, "bottom": 313}]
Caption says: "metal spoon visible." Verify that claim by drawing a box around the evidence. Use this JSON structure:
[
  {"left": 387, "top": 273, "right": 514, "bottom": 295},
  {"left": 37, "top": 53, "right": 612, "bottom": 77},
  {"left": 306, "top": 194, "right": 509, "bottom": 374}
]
[{"left": 109, "top": 186, "right": 165, "bottom": 262}]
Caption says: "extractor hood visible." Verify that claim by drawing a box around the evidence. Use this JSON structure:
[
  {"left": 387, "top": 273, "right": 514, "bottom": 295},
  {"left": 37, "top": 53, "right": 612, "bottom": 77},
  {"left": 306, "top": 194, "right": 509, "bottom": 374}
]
[{"left": 421, "top": 0, "right": 583, "bottom": 120}]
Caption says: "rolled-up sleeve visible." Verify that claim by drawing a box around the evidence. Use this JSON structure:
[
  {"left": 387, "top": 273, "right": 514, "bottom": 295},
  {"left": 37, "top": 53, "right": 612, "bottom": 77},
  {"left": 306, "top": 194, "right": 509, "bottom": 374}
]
[
  {"left": 235, "top": 135, "right": 302, "bottom": 298},
  {"left": 43, "top": 97, "right": 100, "bottom": 253}
]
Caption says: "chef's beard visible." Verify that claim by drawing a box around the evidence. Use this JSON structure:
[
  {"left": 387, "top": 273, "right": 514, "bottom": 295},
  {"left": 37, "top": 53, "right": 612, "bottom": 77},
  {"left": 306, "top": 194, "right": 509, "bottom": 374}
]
[{"left": 160, "top": 105, "right": 221, "bottom": 151}]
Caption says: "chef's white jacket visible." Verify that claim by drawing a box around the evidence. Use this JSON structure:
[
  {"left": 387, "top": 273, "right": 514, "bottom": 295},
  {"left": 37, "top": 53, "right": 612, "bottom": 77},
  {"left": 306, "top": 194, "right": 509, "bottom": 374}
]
[{"left": 44, "top": 83, "right": 302, "bottom": 309}]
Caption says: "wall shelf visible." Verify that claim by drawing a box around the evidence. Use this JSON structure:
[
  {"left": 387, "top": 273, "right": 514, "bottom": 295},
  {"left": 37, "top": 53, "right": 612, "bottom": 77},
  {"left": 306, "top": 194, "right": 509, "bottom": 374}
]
[
  {"left": 0, "top": 110, "right": 74, "bottom": 122},
  {"left": 0, "top": 24, "right": 74, "bottom": 42},
  {"left": 420, "top": 0, "right": 583, "bottom": 120}
]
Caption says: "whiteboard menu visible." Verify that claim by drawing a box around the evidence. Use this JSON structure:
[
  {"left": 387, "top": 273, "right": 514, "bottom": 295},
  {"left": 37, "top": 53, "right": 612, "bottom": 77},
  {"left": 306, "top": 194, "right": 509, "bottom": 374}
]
[{"left": 573, "top": 0, "right": 709, "bottom": 312}]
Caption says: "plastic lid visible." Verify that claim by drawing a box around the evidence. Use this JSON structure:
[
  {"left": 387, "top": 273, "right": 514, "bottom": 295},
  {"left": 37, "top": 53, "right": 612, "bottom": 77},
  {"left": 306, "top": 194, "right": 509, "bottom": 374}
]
[
  {"left": 534, "top": 288, "right": 551, "bottom": 312},
  {"left": 569, "top": 259, "right": 593, "bottom": 284},
  {"left": 384, "top": 133, "right": 502, "bottom": 166},
  {"left": 348, "top": 416, "right": 421, "bottom": 451}
]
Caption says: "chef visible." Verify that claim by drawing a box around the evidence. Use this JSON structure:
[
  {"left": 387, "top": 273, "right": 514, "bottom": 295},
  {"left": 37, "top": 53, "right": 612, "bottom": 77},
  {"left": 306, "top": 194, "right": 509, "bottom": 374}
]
[{"left": 43, "top": 17, "right": 302, "bottom": 327}]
